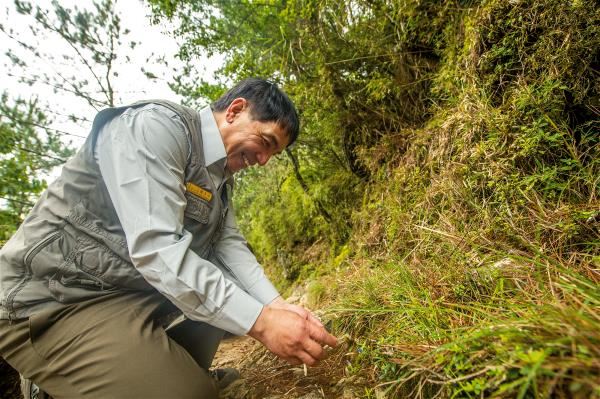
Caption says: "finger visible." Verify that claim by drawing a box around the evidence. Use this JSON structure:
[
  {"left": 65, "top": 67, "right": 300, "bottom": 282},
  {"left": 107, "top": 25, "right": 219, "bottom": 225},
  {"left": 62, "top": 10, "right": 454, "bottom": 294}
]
[
  {"left": 287, "top": 304, "right": 309, "bottom": 319},
  {"left": 302, "top": 337, "right": 325, "bottom": 360},
  {"left": 308, "top": 323, "right": 338, "bottom": 348},
  {"left": 270, "top": 296, "right": 285, "bottom": 306},
  {"left": 288, "top": 305, "right": 324, "bottom": 328},
  {"left": 296, "top": 350, "right": 318, "bottom": 367},
  {"left": 283, "top": 356, "right": 303, "bottom": 366}
]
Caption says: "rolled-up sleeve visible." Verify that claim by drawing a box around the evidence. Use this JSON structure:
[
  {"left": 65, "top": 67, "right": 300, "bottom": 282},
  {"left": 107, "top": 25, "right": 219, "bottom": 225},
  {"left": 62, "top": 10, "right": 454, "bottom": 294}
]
[{"left": 95, "top": 104, "right": 264, "bottom": 335}]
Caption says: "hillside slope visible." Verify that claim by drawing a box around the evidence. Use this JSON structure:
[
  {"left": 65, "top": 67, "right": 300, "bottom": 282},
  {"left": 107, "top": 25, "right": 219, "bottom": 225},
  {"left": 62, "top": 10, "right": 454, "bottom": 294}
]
[{"left": 225, "top": 1, "right": 599, "bottom": 397}]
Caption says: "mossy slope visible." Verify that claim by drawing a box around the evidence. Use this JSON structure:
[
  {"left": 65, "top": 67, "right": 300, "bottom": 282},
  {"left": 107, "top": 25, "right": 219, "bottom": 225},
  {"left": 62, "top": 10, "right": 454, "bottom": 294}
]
[{"left": 320, "top": 1, "right": 599, "bottom": 397}]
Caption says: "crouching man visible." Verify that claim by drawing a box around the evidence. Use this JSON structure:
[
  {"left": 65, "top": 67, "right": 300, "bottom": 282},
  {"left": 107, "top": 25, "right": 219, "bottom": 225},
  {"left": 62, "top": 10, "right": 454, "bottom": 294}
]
[{"left": 0, "top": 78, "right": 337, "bottom": 398}]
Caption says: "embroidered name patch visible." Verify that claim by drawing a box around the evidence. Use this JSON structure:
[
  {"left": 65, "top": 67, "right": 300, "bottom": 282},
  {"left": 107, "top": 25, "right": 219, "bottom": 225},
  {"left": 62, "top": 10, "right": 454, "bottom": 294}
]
[
  {"left": 184, "top": 193, "right": 210, "bottom": 224},
  {"left": 186, "top": 182, "right": 213, "bottom": 202}
]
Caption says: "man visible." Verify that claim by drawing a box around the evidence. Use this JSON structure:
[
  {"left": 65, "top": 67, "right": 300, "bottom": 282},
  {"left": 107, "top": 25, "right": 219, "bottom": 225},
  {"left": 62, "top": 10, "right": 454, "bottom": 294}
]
[{"left": 0, "top": 78, "right": 337, "bottom": 398}]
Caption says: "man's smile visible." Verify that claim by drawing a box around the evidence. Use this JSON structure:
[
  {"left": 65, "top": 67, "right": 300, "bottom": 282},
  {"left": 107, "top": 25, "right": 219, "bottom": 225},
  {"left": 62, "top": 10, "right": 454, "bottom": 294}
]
[{"left": 242, "top": 153, "right": 251, "bottom": 168}]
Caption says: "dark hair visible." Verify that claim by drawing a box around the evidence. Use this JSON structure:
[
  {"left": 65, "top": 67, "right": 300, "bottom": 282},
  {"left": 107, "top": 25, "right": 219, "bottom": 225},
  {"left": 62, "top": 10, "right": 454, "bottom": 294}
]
[{"left": 212, "top": 78, "right": 300, "bottom": 147}]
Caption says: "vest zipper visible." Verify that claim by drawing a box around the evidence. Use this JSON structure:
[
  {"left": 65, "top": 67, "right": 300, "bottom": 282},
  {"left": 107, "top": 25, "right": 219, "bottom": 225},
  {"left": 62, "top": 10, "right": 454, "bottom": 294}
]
[{"left": 23, "top": 231, "right": 62, "bottom": 267}]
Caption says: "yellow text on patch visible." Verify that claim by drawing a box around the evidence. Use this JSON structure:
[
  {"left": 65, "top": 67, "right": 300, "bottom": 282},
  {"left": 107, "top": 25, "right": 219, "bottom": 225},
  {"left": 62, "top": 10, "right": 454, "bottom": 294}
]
[{"left": 186, "top": 182, "right": 213, "bottom": 202}]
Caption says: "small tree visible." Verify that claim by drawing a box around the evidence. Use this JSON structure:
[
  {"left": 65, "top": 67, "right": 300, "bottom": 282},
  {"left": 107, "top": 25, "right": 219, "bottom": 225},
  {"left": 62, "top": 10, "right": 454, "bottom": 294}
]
[
  {"left": 3, "top": 0, "right": 146, "bottom": 111},
  {"left": 0, "top": 0, "right": 169, "bottom": 236}
]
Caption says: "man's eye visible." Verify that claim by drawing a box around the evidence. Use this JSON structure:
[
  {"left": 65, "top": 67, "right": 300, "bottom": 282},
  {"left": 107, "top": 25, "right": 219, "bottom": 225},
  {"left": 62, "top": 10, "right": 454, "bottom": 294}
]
[{"left": 260, "top": 135, "right": 273, "bottom": 148}]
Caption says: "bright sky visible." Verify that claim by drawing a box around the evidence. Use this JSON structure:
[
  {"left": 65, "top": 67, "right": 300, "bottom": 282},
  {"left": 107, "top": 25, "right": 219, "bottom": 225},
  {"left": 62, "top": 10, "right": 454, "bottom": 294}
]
[{"left": 1, "top": 0, "right": 218, "bottom": 149}]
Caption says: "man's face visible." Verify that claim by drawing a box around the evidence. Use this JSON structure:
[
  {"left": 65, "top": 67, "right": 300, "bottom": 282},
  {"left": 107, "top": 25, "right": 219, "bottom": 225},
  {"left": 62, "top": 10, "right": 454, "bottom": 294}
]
[{"left": 220, "top": 99, "right": 290, "bottom": 174}]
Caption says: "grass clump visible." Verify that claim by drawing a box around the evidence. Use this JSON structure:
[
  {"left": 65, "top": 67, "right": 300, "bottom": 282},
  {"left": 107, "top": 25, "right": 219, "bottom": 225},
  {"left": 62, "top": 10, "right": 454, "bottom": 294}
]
[{"left": 332, "top": 253, "right": 599, "bottom": 397}]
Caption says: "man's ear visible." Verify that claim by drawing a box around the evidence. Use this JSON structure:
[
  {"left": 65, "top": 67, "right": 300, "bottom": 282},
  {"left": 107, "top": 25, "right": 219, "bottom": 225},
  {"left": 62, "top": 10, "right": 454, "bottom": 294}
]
[{"left": 225, "top": 98, "right": 247, "bottom": 123}]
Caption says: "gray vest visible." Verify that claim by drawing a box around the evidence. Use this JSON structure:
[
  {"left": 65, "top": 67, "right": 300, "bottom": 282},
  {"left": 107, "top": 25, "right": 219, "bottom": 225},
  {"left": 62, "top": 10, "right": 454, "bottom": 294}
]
[{"left": 0, "top": 101, "right": 230, "bottom": 320}]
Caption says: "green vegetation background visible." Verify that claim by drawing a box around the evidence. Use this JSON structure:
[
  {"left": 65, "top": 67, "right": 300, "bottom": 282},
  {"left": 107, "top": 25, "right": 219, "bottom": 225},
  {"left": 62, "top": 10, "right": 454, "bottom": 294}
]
[
  {"left": 150, "top": 0, "right": 599, "bottom": 397},
  {"left": 0, "top": 0, "right": 597, "bottom": 397}
]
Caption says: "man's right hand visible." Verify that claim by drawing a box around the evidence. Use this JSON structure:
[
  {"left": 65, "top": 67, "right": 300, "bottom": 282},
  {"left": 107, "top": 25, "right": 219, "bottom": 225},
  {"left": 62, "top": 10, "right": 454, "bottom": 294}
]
[{"left": 248, "top": 306, "right": 338, "bottom": 366}]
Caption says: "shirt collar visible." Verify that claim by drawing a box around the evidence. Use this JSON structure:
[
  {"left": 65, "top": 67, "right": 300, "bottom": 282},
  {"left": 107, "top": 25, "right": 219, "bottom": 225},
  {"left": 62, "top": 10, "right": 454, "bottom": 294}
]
[{"left": 199, "top": 106, "right": 227, "bottom": 167}]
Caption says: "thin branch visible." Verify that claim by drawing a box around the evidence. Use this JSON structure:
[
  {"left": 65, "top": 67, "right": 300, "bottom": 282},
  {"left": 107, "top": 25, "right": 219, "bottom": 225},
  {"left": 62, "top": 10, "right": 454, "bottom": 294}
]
[
  {"left": 18, "top": 147, "right": 67, "bottom": 162},
  {"left": 1, "top": 111, "right": 87, "bottom": 139},
  {"left": 105, "top": 2, "right": 116, "bottom": 106},
  {"left": 0, "top": 196, "right": 34, "bottom": 207},
  {"left": 20, "top": 120, "right": 86, "bottom": 139},
  {"left": 33, "top": 6, "right": 109, "bottom": 97},
  {"left": 40, "top": 107, "right": 92, "bottom": 123},
  {"left": 324, "top": 51, "right": 432, "bottom": 65},
  {"left": 6, "top": 72, "right": 109, "bottom": 109},
  {"left": 52, "top": 68, "right": 106, "bottom": 111}
]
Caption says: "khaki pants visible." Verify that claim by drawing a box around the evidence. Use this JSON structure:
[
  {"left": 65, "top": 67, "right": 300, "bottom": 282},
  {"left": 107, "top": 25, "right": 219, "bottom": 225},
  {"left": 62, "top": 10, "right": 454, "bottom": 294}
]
[{"left": 0, "top": 291, "right": 223, "bottom": 398}]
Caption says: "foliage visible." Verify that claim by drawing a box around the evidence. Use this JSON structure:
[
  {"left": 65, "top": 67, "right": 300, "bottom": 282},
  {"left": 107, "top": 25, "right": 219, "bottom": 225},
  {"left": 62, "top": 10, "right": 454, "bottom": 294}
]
[
  {"left": 150, "top": 0, "right": 600, "bottom": 396},
  {"left": 0, "top": 94, "right": 73, "bottom": 240},
  {"left": 0, "top": 0, "right": 169, "bottom": 237},
  {"left": 335, "top": 256, "right": 600, "bottom": 398},
  {"left": 147, "top": 0, "right": 454, "bottom": 283},
  {"left": 335, "top": 0, "right": 599, "bottom": 396}
]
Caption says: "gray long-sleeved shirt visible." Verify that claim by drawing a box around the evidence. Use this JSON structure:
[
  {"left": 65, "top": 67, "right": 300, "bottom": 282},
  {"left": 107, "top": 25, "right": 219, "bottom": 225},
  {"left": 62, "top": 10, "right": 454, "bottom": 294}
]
[{"left": 94, "top": 103, "right": 279, "bottom": 335}]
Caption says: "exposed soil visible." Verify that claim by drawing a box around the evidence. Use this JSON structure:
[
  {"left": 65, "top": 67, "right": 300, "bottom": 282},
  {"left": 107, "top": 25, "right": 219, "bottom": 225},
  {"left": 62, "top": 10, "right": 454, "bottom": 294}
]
[
  {"left": 214, "top": 335, "right": 366, "bottom": 399},
  {"left": 213, "top": 287, "right": 375, "bottom": 399}
]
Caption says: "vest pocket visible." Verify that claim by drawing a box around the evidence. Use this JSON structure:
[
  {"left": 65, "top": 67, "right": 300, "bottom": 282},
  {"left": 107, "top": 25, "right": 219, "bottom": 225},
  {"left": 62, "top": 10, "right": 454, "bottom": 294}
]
[
  {"left": 66, "top": 226, "right": 150, "bottom": 290},
  {"left": 25, "top": 229, "right": 116, "bottom": 302},
  {"left": 184, "top": 191, "right": 211, "bottom": 224},
  {"left": 48, "top": 259, "right": 115, "bottom": 302},
  {"left": 26, "top": 226, "right": 150, "bottom": 302},
  {"left": 59, "top": 270, "right": 106, "bottom": 290},
  {"left": 24, "top": 231, "right": 63, "bottom": 274}
]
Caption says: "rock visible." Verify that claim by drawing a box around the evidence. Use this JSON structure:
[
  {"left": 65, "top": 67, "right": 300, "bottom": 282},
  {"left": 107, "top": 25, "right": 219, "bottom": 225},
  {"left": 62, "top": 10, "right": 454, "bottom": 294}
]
[{"left": 335, "top": 375, "right": 358, "bottom": 386}]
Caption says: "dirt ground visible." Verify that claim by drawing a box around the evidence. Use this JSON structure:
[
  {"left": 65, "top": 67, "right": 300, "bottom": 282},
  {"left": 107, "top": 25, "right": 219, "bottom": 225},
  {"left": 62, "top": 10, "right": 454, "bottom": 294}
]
[
  {"left": 213, "top": 288, "right": 375, "bottom": 399},
  {"left": 214, "top": 335, "right": 369, "bottom": 399}
]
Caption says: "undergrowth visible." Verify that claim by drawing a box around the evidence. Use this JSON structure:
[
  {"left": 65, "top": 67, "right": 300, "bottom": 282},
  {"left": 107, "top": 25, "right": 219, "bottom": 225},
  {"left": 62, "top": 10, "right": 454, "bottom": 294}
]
[
  {"left": 241, "top": 0, "right": 600, "bottom": 397},
  {"left": 319, "top": 1, "right": 599, "bottom": 397}
]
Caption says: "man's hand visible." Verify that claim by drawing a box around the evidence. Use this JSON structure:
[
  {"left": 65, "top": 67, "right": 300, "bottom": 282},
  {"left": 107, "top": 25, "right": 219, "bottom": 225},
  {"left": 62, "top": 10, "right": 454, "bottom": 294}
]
[
  {"left": 268, "top": 296, "right": 325, "bottom": 329},
  {"left": 248, "top": 301, "right": 337, "bottom": 366}
]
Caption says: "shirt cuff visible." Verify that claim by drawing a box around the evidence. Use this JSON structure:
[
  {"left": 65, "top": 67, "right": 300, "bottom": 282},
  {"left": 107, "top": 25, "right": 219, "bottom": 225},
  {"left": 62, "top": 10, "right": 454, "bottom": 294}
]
[
  {"left": 206, "top": 286, "right": 264, "bottom": 336},
  {"left": 247, "top": 276, "right": 280, "bottom": 305}
]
